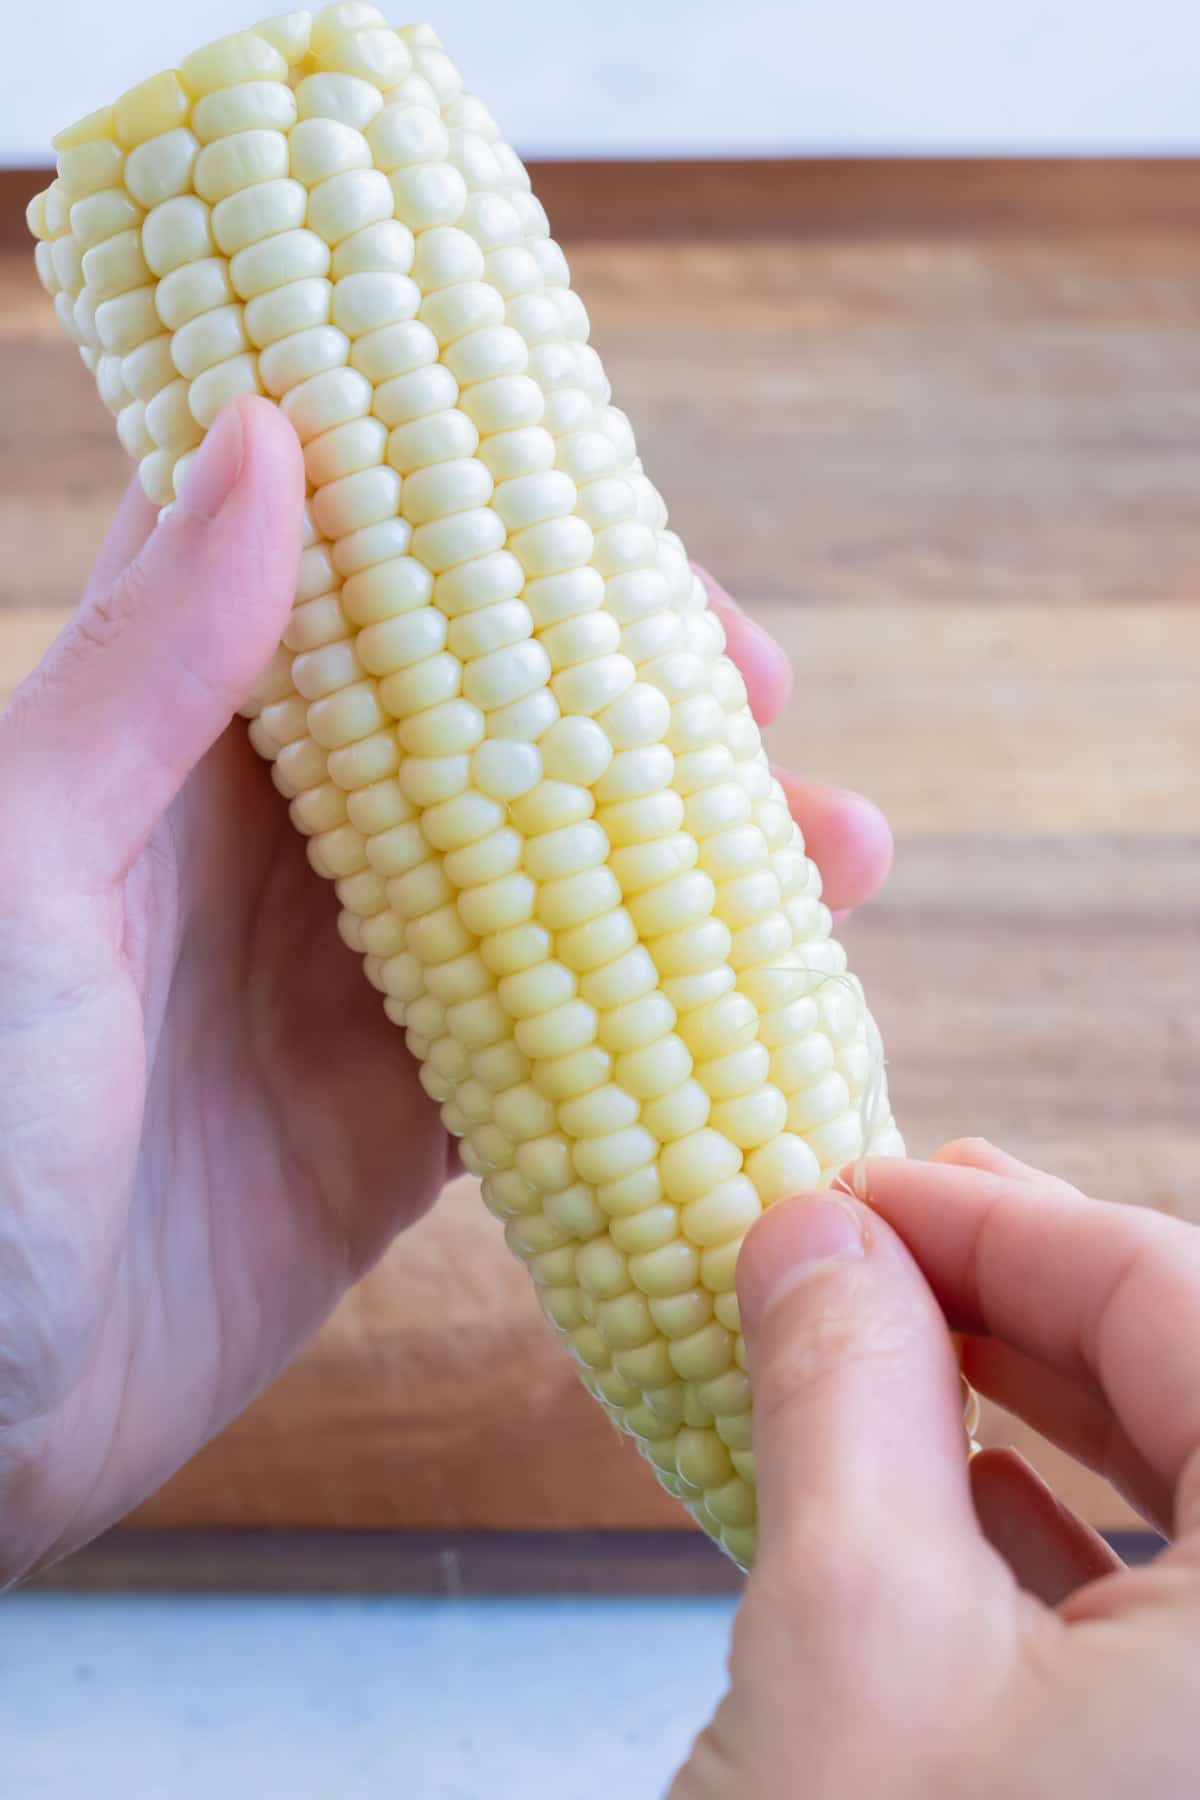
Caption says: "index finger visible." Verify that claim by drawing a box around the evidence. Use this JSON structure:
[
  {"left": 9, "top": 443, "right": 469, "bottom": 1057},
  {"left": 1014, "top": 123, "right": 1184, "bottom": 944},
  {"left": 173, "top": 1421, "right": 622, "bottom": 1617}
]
[
  {"left": 692, "top": 564, "right": 793, "bottom": 726},
  {"left": 856, "top": 1150, "right": 1200, "bottom": 1531}
]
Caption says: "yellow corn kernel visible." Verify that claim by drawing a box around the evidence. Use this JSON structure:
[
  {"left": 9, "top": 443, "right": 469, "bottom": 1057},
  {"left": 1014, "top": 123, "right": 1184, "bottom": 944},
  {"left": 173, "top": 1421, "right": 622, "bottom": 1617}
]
[
  {"left": 29, "top": 5, "right": 910, "bottom": 1572},
  {"left": 114, "top": 71, "right": 191, "bottom": 148},
  {"left": 51, "top": 105, "right": 116, "bottom": 153},
  {"left": 255, "top": 10, "right": 314, "bottom": 62}
]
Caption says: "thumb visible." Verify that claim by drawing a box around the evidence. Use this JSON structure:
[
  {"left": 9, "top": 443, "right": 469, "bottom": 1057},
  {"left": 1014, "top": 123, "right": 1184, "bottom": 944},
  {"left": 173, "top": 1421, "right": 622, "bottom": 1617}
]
[
  {"left": 2, "top": 397, "right": 304, "bottom": 885},
  {"left": 737, "top": 1185, "right": 984, "bottom": 1580}
]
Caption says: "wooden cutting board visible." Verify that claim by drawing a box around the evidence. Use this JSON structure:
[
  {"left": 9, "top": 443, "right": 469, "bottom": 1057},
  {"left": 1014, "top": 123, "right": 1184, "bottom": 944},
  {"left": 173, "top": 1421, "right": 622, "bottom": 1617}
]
[{"left": 3, "top": 160, "right": 1198, "bottom": 1541}]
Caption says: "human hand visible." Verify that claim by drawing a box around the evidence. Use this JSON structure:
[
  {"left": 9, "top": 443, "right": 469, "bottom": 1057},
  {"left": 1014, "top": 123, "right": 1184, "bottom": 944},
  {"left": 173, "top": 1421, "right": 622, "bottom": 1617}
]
[
  {"left": 672, "top": 1138, "right": 1200, "bottom": 1798},
  {"left": 0, "top": 397, "right": 892, "bottom": 1584}
]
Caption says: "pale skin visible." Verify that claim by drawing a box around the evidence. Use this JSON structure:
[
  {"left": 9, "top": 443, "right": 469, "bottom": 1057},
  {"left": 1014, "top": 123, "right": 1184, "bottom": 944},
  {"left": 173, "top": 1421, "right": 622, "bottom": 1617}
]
[
  {"left": 2, "top": 400, "right": 1197, "bottom": 1792},
  {"left": 672, "top": 1143, "right": 1200, "bottom": 1796},
  {"left": 0, "top": 396, "right": 890, "bottom": 1578}
]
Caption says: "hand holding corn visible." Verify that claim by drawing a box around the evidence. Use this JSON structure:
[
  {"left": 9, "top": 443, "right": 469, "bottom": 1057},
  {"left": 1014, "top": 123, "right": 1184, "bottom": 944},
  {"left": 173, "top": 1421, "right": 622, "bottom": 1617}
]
[
  {"left": 11, "top": 12, "right": 1200, "bottom": 1783},
  {"left": 0, "top": 388, "right": 889, "bottom": 1581},
  {"left": 671, "top": 1141, "right": 1200, "bottom": 1796},
  {"left": 17, "top": 6, "right": 907, "bottom": 1571}
]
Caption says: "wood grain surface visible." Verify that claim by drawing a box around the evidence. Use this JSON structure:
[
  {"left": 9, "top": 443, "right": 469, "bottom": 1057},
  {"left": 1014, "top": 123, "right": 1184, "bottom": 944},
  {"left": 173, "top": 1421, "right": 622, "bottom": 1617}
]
[
  {"left": 3, "top": 161, "right": 1198, "bottom": 1544},
  {"left": 12, "top": 159, "right": 1200, "bottom": 248}
]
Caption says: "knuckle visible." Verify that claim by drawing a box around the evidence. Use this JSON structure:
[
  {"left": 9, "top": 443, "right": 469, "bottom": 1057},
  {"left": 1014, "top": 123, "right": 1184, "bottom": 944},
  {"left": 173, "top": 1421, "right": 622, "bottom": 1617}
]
[
  {"left": 742, "top": 1545, "right": 924, "bottom": 1703},
  {"left": 2, "top": 563, "right": 148, "bottom": 746},
  {"left": 751, "top": 1527, "right": 963, "bottom": 1683},
  {"left": 754, "top": 1272, "right": 919, "bottom": 1428},
  {"left": 19, "top": 567, "right": 148, "bottom": 727},
  {"left": 756, "top": 1528, "right": 880, "bottom": 1613},
  {"left": 74, "top": 561, "right": 149, "bottom": 657},
  {"left": 73, "top": 594, "right": 124, "bottom": 659}
]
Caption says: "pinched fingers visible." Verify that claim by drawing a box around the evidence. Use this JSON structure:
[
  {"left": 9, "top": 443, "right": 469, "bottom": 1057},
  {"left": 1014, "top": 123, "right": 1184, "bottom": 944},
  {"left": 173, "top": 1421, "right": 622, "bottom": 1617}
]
[{"left": 860, "top": 1148, "right": 1200, "bottom": 1536}]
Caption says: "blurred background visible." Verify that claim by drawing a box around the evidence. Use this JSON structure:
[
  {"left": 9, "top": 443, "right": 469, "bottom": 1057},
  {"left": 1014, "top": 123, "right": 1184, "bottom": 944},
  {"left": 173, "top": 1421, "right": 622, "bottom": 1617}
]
[
  {"left": 9, "top": 0, "right": 1200, "bottom": 157},
  {"left": 3, "top": 3, "right": 1199, "bottom": 1794}
]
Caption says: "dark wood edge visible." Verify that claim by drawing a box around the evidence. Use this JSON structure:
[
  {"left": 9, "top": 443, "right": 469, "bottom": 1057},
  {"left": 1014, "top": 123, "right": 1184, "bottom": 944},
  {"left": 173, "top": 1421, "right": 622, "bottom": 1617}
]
[
  {"left": 8, "top": 158, "right": 1200, "bottom": 250},
  {"left": 18, "top": 1528, "right": 1163, "bottom": 1596},
  {"left": 531, "top": 158, "right": 1200, "bottom": 239},
  {"left": 25, "top": 1529, "right": 744, "bottom": 1595}
]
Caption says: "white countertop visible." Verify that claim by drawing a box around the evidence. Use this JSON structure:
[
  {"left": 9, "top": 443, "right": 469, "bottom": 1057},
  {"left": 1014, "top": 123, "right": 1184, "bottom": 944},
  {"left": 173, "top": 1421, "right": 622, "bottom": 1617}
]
[
  {"left": 1, "top": 1592, "right": 735, "bottom": 1798},
  {"left": 8, "top": 0, "right": 1200, "bottom": 164}
]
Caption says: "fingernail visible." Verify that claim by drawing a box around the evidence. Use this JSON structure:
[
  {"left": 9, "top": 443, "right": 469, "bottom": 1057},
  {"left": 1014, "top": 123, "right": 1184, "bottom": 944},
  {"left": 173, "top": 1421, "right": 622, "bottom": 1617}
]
[
  {"left": 740, "top": 1196, "right": 865, "bottom": 1329},
  {"left": 175, "top": 401, "right": 244, "bottom": 520}
]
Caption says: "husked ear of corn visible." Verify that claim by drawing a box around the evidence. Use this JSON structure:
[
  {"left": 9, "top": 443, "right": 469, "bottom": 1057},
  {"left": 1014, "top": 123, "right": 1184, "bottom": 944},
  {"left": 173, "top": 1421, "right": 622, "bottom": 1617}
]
[{"left": 28, "top": 4, "right": 903, "bottom": 1568}]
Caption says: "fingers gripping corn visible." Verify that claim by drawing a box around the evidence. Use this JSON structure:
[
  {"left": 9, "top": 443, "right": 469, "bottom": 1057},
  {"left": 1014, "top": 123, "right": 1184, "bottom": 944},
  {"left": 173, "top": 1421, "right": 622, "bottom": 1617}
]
[{"left": 28, "top": 6, "right": 904, "bottom": 1568}]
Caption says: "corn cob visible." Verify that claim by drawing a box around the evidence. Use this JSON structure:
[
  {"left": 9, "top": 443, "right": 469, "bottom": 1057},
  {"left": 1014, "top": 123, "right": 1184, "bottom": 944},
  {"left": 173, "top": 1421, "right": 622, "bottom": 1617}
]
[{"left": 27, "top": 6, "right": 904, "bottom": 1569}]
